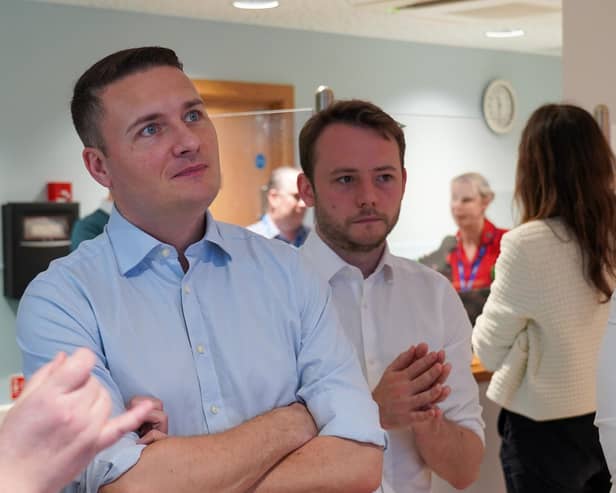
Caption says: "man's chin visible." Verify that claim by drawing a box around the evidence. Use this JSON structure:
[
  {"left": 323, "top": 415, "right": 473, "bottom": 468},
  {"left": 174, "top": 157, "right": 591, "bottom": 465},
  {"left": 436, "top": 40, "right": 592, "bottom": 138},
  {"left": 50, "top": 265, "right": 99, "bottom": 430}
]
[{"left": 345, "top": 234, "right": 387, "bottom": 253}]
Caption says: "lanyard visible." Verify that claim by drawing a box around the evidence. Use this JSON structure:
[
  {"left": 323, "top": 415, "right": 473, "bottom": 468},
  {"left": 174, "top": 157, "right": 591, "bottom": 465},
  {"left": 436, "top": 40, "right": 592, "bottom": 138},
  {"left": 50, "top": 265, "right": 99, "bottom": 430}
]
[{"left": 457, "top": 244, "right": 487, "bottom": 292}]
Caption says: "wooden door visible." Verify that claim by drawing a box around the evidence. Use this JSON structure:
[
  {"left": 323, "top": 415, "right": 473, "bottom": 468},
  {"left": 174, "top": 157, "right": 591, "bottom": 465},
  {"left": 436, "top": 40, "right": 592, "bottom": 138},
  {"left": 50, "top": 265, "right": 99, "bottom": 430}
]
[{"left": 192, "top": 80, "right": 295, "bottom": 226}]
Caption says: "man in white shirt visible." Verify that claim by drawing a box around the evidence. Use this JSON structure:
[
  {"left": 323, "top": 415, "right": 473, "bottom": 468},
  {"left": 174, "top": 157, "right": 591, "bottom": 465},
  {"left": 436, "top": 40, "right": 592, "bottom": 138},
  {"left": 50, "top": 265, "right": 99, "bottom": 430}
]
[{"left": 298, "top": 99, "right": 485, "bottom": 493}]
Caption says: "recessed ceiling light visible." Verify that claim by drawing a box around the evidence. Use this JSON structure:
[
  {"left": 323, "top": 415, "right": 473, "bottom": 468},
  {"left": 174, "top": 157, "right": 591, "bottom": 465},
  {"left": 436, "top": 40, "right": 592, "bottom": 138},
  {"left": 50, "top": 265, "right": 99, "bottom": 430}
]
[
  {"left": 232, "top": 1, "right": 280, "bottom": 9},
  {"left": 485, "top": 29, "right": 525, "bottom": 39}
]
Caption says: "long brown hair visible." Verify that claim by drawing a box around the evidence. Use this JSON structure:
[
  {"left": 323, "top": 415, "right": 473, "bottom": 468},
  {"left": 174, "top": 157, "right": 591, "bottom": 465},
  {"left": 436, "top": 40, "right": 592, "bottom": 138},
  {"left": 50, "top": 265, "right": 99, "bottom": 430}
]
[{"left": 515, "top": 103, "right": 616, "bottom": 301}]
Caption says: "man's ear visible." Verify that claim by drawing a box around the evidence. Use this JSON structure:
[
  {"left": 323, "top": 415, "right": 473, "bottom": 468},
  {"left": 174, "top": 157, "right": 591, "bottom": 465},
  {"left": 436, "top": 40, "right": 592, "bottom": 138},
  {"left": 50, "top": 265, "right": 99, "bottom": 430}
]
[
  {"left": 297, "top": 173, "right": 315, "bottom": 207},
  {"left": 401, "top": 167, "right": 408, "bottom": 199},
  {"left": 82, "top": 147, "right": 112, "bottom": 189},
  {"left": 267, "top": 188, "right": 279, "bottom": 209}
]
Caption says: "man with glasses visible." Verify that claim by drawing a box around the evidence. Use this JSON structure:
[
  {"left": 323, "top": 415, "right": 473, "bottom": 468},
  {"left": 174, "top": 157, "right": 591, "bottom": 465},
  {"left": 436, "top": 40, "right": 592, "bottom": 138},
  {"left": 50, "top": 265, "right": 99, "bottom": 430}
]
[{"left": 248, "top": 165, "right": 309, "bottom": 246}]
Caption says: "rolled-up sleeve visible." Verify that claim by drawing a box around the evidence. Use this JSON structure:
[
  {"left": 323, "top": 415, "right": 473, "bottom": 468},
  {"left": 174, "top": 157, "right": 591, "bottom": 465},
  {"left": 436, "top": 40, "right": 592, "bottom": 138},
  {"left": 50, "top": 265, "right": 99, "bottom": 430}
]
[
  {"left": 439, "top": 283, "right": 485, "bottom": 443},
  {"left": 16, "top": 276, "right": 145, "bottom": 493},
  {"left": 294, "top": 256, "right": 386, "bottom": 448}
]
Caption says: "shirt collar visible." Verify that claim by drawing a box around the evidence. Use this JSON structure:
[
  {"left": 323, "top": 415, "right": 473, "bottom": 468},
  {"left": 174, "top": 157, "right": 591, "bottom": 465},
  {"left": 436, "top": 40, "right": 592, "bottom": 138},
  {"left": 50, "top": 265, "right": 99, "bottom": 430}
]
[
  {"left": 481, "top": 218, "right": 498, "bottom": 245},
  {"left": 107, "top": 207, "right": 231, "bottom": 276},
  {"left": 456, "top": 217, "right": 498, "bottom": 247},
  {"left": 276, "top": 224, "right": 310, "bottom": 248},
  {"left": 264, "top": 214, "right": 309, "bottom": 247},
  {"left": 260, "top": 214, "right": 280, "bottom": 238},
  {"left": 302, "top": 230, "right": 394, "bottom": 283},
  {"left": 376, "top": 248, "right": 395, "bottom": 283},
  {"left": 201, "top": 214, "right": 233, "bottom": 260}
]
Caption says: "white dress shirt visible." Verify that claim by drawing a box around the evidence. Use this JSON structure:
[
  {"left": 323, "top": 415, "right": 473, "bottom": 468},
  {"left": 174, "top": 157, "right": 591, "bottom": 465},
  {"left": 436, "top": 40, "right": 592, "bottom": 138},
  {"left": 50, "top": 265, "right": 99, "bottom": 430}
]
[{"left": 301, "top": 231, "right": 484, "bottom": 493}]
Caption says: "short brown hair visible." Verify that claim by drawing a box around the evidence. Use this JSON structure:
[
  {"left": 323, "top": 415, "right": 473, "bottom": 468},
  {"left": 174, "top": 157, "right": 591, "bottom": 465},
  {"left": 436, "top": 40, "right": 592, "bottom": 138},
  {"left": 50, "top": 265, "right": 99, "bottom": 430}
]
[
  {"left": 70, "top": 46, "right": 183, "bottom": 153},
  {"left": 515, "top": 103, "right": 616, "bottom": 300},
  {"left": 299, "top": 99, "right": 405, "bottom": 183}
]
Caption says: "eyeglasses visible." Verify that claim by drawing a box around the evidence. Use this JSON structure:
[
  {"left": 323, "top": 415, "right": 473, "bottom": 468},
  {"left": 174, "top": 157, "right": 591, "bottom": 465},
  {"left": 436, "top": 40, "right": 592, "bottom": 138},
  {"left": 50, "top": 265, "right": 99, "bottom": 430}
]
[{"left": 277, "top": 191, "right": 301, "bottom": 202}]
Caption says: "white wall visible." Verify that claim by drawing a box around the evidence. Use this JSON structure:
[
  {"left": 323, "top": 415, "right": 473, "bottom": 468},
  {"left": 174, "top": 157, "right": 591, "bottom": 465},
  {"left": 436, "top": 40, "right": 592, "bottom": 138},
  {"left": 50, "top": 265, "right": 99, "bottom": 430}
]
[{"left": 390, "top": 113, "right": 517, "bottom": 259}]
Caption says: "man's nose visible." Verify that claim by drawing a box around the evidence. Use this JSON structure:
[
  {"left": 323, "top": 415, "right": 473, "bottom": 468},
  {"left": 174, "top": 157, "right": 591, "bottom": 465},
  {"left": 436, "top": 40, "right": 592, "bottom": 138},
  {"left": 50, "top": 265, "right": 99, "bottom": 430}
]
[
  {"left": 172, "top": 124, "right": 201, "bottom": 156},
  {"left": 356, "top": 181, "right": 377, "bottom": 208}
]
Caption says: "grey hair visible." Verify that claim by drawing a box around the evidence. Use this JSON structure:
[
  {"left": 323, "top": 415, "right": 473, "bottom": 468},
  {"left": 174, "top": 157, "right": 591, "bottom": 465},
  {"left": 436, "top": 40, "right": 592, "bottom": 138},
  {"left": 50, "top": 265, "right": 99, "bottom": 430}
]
[
  {"left": 268, "top": 166, "right": 300, "bottom": 191},
  {"left": 451, "top": 172, "right": 495, "bottom": 202}
]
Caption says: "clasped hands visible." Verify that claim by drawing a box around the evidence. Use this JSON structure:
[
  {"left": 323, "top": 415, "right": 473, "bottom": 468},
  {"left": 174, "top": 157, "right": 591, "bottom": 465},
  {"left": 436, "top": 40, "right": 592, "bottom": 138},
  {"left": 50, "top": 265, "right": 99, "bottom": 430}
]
[
  {"left": 133, "top": 343, "right": 452, "bottom": 442},
  {"left": 372, "top": 343, "right": 451, "bottom": 430}
]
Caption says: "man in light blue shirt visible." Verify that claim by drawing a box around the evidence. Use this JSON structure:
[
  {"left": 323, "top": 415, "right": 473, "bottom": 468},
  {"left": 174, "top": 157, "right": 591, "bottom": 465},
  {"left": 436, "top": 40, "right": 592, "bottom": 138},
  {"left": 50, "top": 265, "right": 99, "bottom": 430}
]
[
  {"left": 16, "top": 47, "right": 385, "bottom": 493},
  {"left": 247, "top": 166, "right": 310, "bottom": 247}
]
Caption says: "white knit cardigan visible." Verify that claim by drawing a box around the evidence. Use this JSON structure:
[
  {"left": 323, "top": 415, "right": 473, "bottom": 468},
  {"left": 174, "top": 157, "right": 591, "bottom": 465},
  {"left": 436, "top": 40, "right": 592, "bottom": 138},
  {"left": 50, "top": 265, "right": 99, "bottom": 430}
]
[{"left": 472, "top": 218, "right": 612, "bottom": 421}]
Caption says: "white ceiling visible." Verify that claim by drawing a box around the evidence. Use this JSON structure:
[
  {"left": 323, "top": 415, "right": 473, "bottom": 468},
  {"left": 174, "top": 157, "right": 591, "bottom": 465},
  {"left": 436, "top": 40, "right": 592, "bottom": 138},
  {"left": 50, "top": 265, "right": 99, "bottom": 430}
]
[{"left": 31, "top": 0, "right": 562, "bottom": 56}]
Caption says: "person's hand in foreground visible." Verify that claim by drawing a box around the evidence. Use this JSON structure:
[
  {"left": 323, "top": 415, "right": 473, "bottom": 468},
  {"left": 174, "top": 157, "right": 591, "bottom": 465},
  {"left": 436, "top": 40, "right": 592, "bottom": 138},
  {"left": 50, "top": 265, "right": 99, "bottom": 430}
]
[{"left": 0, "top": 348, "right": 154, "bottom": 493}]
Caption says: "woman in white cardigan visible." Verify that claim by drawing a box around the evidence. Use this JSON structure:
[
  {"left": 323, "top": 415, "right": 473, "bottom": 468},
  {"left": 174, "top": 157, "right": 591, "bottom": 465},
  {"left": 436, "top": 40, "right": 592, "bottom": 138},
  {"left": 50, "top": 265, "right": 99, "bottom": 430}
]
[{"left": 472, "top": 104, "right": 616, "bottom": 493}]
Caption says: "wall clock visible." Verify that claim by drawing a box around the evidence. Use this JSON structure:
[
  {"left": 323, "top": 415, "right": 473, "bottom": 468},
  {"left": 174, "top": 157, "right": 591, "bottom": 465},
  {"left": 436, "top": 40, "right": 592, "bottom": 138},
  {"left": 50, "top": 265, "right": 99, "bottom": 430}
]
[{"left": 482, "top": 79, "right": 516, "bottom": 134}]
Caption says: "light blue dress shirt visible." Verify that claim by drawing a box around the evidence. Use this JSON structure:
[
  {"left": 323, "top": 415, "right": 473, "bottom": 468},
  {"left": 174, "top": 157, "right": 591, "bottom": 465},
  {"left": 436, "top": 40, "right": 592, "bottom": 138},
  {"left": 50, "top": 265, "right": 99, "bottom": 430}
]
[
  {"left": 17, "top": 207, "right": 384, "bottom": 492},
  {"left": 246, "top": 213, "right": 310, "bottom": 247}
]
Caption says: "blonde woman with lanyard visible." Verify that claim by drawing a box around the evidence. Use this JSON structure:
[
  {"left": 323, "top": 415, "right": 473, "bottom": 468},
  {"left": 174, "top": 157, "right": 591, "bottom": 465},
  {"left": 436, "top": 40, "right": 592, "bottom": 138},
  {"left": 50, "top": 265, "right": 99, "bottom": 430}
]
[{"left": 421, "top": 172, "right": 507, "bottom": 324}]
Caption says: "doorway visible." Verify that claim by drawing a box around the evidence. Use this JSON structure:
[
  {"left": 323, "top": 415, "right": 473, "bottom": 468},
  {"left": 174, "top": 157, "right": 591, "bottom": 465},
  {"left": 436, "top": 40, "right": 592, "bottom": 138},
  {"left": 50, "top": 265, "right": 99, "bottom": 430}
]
[{"left": 193, "top": 79, "right": 296, "bottom": 226}]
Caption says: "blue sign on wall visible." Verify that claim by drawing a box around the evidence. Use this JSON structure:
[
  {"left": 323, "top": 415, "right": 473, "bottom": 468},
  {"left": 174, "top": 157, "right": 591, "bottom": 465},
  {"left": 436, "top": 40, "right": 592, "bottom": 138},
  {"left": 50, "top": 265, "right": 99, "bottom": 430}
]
[{"left": 255, "top": 153, "right": 266, "bottom": 169}]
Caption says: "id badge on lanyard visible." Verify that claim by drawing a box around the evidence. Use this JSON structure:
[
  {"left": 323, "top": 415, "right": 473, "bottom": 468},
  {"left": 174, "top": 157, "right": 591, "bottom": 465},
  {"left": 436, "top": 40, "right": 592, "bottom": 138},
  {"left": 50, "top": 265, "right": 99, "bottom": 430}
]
[{"left": 457, "top": 245, "right": 486, "bottom": 292}]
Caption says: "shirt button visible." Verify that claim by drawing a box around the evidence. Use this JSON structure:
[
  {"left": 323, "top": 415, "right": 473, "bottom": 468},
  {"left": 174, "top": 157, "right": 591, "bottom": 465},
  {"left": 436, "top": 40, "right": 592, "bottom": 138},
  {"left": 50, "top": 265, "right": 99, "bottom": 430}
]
[
  {"left": 184, "top": 285, "right": 191, "bottom": 294},
  {"left": 210, "top": 405, "right": 219, "bottom": 415},
  {"left": 161, "top": 248, "right": 170, "bottom": 257},
  {"left": 196, "top": 344, "right": 205, "bottom": 354}
]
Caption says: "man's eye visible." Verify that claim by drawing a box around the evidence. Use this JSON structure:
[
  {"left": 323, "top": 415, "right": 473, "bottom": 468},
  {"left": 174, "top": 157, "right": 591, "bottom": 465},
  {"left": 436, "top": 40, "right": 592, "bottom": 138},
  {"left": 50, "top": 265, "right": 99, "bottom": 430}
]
[
  {"left": 140, "top": 124, "right": 158, "bottom": 137},
  {"left": 185, "top": 110, "right": 201, "bottom": 122},
  {"left": 336, "top": 176, "right": 352, "bottom": 184},
  {"left": 377, "top": 174, "right": 393, "bottom": 183}
]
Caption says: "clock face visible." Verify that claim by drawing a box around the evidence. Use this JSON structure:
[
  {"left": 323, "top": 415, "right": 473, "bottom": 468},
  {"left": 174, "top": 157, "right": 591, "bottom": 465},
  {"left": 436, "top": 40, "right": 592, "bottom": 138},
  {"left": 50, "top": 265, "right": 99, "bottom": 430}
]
[{"left": 483, "top": 80, "right": 516, "bottom": 134}]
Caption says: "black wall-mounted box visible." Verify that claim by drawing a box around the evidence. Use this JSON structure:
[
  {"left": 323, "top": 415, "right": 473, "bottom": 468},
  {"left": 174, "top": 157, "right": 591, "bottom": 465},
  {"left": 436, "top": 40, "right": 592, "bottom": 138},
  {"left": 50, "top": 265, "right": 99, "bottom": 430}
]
[{"left": 2, "top": 202, "right": 79, "bottom": 298}]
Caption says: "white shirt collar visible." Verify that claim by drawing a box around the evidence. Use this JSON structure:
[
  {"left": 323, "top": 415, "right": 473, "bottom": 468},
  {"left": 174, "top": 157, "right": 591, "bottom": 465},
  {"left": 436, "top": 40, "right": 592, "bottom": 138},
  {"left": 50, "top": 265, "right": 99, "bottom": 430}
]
[{"left": 302, "top": 230, "right": 394, "bottom": 284}]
